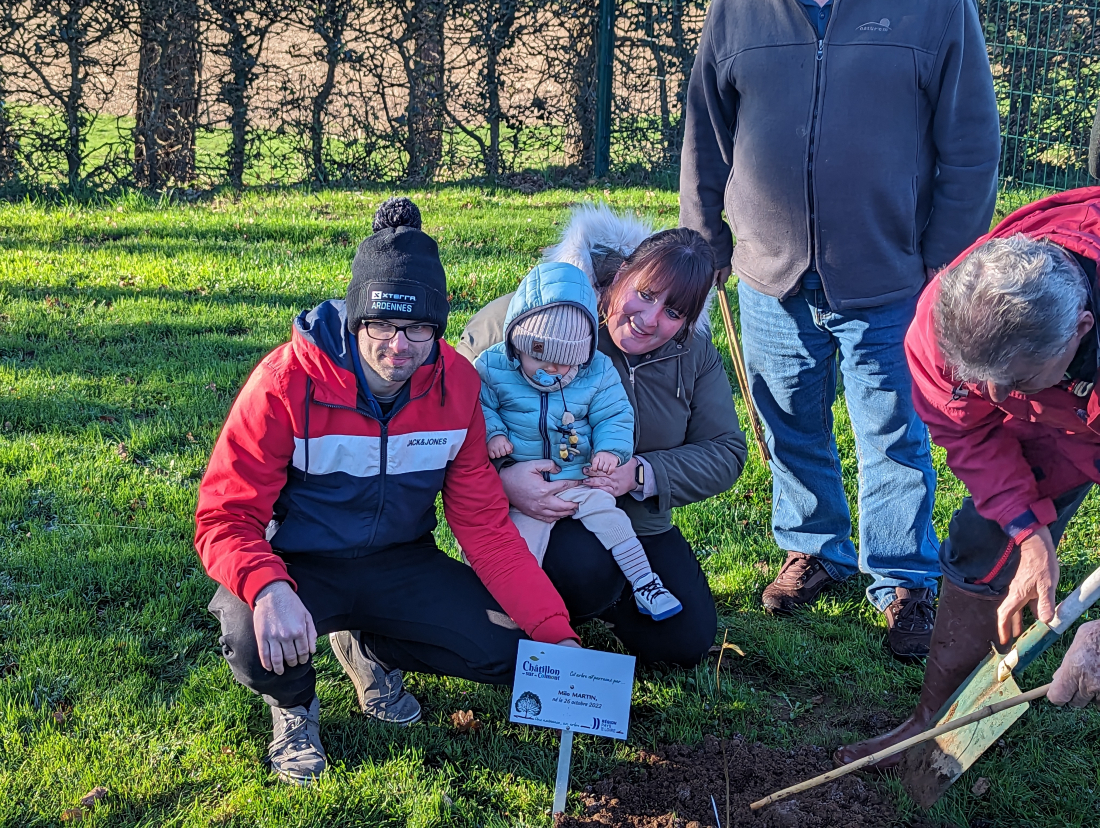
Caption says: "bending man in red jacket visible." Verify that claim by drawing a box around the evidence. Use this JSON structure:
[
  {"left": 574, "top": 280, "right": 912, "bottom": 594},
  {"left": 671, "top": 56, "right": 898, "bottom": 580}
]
[
  {"left": 837, "top": 187, "right": 1100, "bottom": 768},
  {"left": 195, "top": 198, "right": 578, "bottom": 785}
]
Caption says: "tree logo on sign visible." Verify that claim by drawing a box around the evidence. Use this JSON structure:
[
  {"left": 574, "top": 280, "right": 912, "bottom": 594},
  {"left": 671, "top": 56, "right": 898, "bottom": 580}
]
[{"left": 515, "top": 691, "right": 542, "bottom": 717}]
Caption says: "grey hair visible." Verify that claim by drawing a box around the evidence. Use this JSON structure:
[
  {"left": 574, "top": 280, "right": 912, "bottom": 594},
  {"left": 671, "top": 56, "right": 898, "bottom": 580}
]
[{"left": 934, "top": 234, "right": 1087, "bottom": 383}]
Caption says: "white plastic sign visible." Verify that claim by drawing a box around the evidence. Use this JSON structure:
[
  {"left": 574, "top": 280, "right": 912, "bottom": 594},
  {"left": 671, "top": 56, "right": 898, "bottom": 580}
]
[{"left": 509, "top": 641, "right": 636, "bottom": 739}]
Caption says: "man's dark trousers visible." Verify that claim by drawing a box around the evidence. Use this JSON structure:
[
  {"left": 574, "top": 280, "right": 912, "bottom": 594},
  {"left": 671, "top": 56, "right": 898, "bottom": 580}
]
[{"left": 208, "top": 535, "right": 526, "bottom": 708}]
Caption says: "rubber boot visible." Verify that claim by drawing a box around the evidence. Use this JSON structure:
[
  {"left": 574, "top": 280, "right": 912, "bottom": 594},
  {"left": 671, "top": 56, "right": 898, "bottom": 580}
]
[{"left": 833, "top": 580, "right": 1004, "bottom": 771}]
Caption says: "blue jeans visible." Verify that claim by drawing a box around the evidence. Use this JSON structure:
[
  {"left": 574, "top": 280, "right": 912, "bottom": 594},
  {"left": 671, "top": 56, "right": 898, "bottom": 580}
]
[{"left": 737, "top": 280, "right": 940, "bottom": 610}]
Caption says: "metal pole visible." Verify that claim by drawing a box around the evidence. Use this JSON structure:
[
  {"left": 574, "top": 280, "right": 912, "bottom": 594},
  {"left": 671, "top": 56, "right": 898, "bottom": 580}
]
[
  {"left": 594, "top": 0, "right": 615, "bottom": 177},
  {"left": 552, "top": 728, "right": 574, "bottom": 815}
]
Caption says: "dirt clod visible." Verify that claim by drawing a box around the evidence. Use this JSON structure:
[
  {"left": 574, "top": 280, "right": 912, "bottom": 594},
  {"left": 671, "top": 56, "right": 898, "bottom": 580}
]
[{"left": 557, "top": 738, "right": 950, "bottom": 827}]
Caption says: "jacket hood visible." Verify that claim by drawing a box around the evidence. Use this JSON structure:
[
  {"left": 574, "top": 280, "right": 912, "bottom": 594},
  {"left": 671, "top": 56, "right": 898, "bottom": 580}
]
[
  {"left": 291, "top": 300, "right": 359, "bottom": 407},
  {"left": 541, "top": 203, "right": 712, "bottom": 339},
  {"left": 982, "top": 185, "right": 1100, "bottom": 266},
  {"left": 542, "top": 202, "right": 655, "bottom": 285},
  {"left": 503, "top": 262, "right": 600, "bottom": 366}
]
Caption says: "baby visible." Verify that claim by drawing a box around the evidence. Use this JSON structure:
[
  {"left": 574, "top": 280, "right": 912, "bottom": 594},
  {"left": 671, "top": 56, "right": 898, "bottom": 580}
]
[{"left": 475, "top": 261, "right": 681, "bottom": 620}]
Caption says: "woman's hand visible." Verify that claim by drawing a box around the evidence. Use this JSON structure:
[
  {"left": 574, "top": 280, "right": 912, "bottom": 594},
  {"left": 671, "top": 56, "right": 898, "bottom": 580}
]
[
  {"left": 583, "top": 456, "right": 639, "bottom": 498},
  {"left": 499, "top": 459, "right": 579, "bottom": 523}
]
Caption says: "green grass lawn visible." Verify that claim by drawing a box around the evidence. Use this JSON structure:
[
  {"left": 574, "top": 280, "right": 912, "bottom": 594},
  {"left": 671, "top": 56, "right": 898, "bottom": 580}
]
[{"left": 1, "top": 186, "right": 1098, "bottom": 827}]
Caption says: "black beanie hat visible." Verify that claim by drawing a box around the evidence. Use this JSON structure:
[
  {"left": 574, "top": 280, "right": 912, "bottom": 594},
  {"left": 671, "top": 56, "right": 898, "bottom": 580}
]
[{"left": 346, "top": 197, "right": 449, "bottom": 337}]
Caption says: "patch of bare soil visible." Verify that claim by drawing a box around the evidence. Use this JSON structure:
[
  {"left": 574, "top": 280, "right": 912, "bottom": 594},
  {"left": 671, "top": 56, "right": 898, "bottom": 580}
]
[{"left": 558, "top": 735, "right": 949, "bottom": 828}]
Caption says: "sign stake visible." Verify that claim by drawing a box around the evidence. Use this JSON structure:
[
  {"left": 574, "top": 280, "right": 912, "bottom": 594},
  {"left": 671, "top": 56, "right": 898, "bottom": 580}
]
[{"left": 552, "top": 728, "right": 574, "bottom": 816}]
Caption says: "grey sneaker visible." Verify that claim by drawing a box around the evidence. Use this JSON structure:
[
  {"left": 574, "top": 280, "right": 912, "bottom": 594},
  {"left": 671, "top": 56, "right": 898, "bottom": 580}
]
[
  {"left": 267, "top": 696, "right": 326, "bottom": 785},
  {"left": 329, "top": 631, "right": 422, "bottom": 725}
]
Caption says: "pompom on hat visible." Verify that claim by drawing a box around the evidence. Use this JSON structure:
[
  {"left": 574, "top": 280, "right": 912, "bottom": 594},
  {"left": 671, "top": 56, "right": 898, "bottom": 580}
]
[{"left": 345, "top": 197, "right": 449, "bottom": 336}]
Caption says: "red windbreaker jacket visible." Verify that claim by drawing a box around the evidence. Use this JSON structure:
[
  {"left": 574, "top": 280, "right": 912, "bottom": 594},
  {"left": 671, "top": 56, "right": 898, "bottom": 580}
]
[
  {"left": 194, "top": 299, "right": 576, "bottom": 644},
  {"left": 906, "top": 187, "right": 1100, "bottom": 546}
]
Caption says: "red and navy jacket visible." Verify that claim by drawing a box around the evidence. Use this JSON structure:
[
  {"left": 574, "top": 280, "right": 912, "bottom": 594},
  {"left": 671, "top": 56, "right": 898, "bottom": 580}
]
[
  {"left": 906, "top": 187, "right": 1100, "bottom": 551},
  {"left": 194, "top": 299, "right": 577, "bottom": 644}
]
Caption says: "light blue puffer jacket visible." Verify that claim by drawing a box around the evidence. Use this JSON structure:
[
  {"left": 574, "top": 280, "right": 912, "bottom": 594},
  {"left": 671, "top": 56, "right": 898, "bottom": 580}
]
[{"left": 475, "top": 262, "right": 634, "bottom": 481}]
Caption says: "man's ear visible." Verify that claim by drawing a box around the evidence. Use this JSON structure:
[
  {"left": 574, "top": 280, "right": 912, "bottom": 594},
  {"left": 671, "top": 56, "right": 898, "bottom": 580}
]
[{"left": 1078, "top": 309, "right": 1095, "bottom": 340}]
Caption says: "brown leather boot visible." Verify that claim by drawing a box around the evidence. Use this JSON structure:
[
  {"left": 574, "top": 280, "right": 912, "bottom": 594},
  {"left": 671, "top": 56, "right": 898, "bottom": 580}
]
[
  {"left": 884, "top": 587, "right": 936, "bottom": 660},
  {"left": 762, "top": 552, "right": 838, "bottom": 613},
  {"left": 833, "top": 580, "right": 1004, "bottom": 771}
]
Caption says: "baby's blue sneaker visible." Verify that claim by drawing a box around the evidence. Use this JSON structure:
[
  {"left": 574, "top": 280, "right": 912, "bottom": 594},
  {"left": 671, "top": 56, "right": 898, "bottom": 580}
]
[{"left": 632, "top": 572, "right": 683, "bottom": 621}]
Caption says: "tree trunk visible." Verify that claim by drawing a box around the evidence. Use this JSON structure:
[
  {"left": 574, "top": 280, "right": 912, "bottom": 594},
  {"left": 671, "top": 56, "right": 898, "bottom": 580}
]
[
  {"left": 407, "top": 0, "right": 444, "bottom": 182},
  {"left": 310, "top": 1, "right": 345, "bottom": 185},
  {"left": 225, "top": 27, "right": 251, "bottom": 189},
  {"left": 485, "top": 0, "right": 517, "bottom": 179},
  {"left": 135, "top": 0, "right": 201, "bottom": 188},
  {"left": 565, "top": 5, "right": 598, "bottom": 174},
  {"left": 62, "top": 2, "right": 85, "bottom": 191}
]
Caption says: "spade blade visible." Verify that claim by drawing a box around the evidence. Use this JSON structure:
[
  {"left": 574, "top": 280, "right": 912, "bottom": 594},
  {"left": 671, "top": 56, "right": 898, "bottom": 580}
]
[{"left": 900, "top": 651, "right": 1027, "bottom": 810}]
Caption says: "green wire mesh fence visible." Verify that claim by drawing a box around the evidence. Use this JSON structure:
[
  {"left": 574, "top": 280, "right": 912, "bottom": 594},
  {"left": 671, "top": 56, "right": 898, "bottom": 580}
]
[{"left": 982, "top": 0, "right": 1099, "bottom": 190}]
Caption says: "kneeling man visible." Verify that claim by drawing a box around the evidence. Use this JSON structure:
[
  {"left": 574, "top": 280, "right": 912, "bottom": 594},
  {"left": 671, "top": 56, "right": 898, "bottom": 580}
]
[
  {"left": 195, "top": 198, "right": 577, "bottom": 784},
  {"left": 837, "top": 187, "right": 1100, "bottom": 767}
]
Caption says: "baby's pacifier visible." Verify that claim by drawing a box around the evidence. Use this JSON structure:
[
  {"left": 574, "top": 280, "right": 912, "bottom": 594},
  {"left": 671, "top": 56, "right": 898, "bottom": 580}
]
[{"left": 532, "top": 368, "right": 563, "bottom": 387}]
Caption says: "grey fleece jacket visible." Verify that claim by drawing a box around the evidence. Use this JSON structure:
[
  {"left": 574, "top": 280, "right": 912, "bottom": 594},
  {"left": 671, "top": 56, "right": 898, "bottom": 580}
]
[
  {"left": 680, "top": 0, "right": 1001, "bottom": 310},
  {"left": 458, "top": 300, "right": 747, "bottom": 537}
]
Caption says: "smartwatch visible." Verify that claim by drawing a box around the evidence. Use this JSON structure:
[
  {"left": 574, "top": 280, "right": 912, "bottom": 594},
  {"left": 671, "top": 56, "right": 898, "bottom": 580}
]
[{"left": 634, "top": 459, "right": 645, "bottom": 489}]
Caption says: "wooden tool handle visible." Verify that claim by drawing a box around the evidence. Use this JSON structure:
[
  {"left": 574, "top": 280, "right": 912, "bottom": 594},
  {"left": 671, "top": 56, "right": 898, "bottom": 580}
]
[
  {"left": 716, "top": 284, "right": 771, "bottom": 464},
  {"left": 749, "top": 683, "right": 1051, "bottom": 812}
]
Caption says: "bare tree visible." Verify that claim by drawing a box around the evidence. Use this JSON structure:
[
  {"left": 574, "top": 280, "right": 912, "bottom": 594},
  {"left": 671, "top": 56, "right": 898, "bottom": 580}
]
[
  {"left": 0, "top": 0, "right": 134, "bottom": 191},
  {"left": 203, "top": 0, "right": 289, "bottom": 188}
]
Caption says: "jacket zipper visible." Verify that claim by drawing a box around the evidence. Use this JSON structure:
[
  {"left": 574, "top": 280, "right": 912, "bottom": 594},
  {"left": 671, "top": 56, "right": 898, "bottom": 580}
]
[
  {"left": 807, "top": 40, "right": 824, "bottom": 276},
  {"left": 625, "top": 352, "right": 681, "bottom": 389},
  {"left": 538, "top": 392, "right": 551, "bottom": 479},
  {"left": 616, "top": 349, "right": 683, "bottom": 450},
  {"left": 310, "top": 363, "right": 438, "bottom": 548},
  {"left": 806, "top": 0, "right": 832, "bottom": 279}
]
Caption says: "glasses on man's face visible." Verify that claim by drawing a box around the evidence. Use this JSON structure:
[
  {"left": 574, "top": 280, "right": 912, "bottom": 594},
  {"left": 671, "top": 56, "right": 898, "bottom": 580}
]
[{"left": 363, "top": 321, "right": 437, "bottom": 342}]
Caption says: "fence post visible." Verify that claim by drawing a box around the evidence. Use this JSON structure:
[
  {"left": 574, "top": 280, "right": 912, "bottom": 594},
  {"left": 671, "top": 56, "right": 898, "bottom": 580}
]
[{"left": 594, "top": 0, "right": 615, "bottom": 177}]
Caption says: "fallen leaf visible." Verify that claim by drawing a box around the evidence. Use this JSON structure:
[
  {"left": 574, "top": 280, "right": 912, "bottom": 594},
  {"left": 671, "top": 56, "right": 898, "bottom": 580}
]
[
  {"left": 205, "top": 382, "right": 217, "bottom": 391},
  {"left": 116, "top": 443, "right": 128, "bottom": 459},
  {"left": 79, "top": 787, "right": 108, "bottom": 808},
  {"left": 450, "top": 709, "right": 481, "bottom": 734},
  {"left": 97, "top": 415, "right": 117, "bottom": 423},
  {"left": 220, "top": 746, "right": 235, "bottom": 756},
  {"left": 708, "top": 642, "right": 746, "bottom": 658},
  {"left": 61, "top": 808, "right": 84, "bottom": 821},
  {"left": 971, "top": 777, "right": 991, "bottom": 797},
  {"left": 186, "top": 431, "right": 197, "bottom": 442},
  {"left": 53, "top": 703, "right": 72, "bottom": 725}
]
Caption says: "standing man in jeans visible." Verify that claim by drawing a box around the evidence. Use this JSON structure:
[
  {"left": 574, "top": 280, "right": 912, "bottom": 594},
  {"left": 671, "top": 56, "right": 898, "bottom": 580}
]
[{"left": 680, "top": 0, "right": 1001, "bottom": 657}]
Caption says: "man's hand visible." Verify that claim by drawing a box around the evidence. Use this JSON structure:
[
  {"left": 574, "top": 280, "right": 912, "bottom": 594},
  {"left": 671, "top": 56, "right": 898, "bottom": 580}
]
[
  {"left": 586, "top": 451, "right": 619, "bottom": 476},
  {"left": 499, "top": 459, "right": 579, "bottom": 523},
  {"left": 555, "top": 639, "right": 582, "bottom": 649},
  {"left": 997, "top": 526, "right": 1059, "bottom": 645},
  {"left": 1048, "top": 620, "right": 1100, "bottom": 708},
  {"left": 714, "top": 265, "right": 732, "bottom": 288},
  {"left": 487, "top": 434, "right": 514, "bottom": 460},
  {"left": 583, "top": 456, "right": 639, "bottom": 498},
  {"left": 253, "top": 580, "right": 317, "bottom": 675}
]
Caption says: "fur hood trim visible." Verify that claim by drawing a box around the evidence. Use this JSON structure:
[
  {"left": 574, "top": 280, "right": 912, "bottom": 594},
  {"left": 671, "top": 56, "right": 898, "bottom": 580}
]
[
  {"left": 542, "top": 203, "right": 656, "bottom": 282},
  {"left": 542, "top": 202, "right": 713, "bottom": 338}
]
